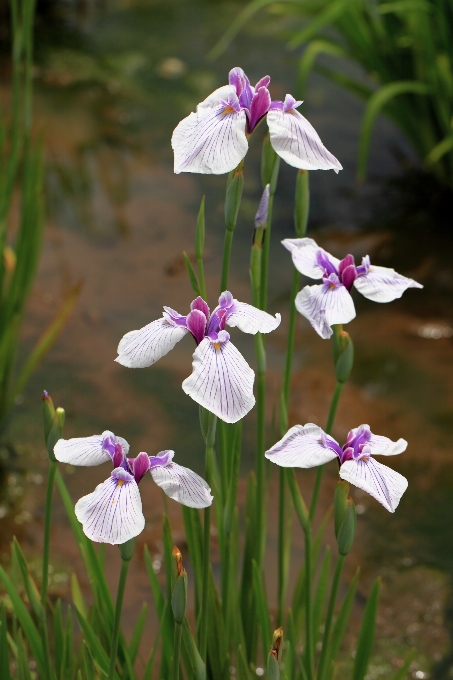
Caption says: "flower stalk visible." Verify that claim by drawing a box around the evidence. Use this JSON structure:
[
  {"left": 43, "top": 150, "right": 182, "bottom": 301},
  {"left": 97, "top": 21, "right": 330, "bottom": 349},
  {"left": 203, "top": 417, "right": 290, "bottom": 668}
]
[
  {"left": 221, "top": 159, "right": 244, "bottom": 292},
  {"left": 107, "top": 540, "right": 134, "bottom": 680}
]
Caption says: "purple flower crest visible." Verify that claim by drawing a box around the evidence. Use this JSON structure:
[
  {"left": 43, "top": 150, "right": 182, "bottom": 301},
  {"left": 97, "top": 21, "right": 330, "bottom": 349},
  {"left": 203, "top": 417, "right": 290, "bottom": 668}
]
[
  {"left": 282, "top": 237, "right": 423, "bottom": 339},
  {"left": 172, "top": 67, "right": 342, "bottom": 175},
  {"left": 54, "top": 430, "right": 213, "bottom": 544},
  {"left": 266, "top": 423, "right": 408, "bottom": 512},
  {"left": 115, "top": 290, "right": 281, "bottom": 423}
]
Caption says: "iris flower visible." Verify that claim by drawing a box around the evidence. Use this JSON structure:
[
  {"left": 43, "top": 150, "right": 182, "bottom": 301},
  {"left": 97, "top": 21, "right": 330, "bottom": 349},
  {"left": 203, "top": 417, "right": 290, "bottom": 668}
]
[
  {"left": 54, "top": 430, "right": 213, "bottom": 544},
  {"left": 172, "top": 67, "right": 342, "bottom": 175},
  {"left": 266, "top": 423, "right": 408, "bottom": 512},
  {"left": 282, "top": 237, "right": 423, "bottom": 339},
  {"left": 115, "top": 291, "right": 281, "bottom": 423}
]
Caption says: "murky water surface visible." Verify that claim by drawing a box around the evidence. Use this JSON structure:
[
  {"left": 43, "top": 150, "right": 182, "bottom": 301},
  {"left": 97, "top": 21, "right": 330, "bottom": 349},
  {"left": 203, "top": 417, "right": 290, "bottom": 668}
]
[{"left": 1, "top": 0, "right": 453, "bottom": 676}]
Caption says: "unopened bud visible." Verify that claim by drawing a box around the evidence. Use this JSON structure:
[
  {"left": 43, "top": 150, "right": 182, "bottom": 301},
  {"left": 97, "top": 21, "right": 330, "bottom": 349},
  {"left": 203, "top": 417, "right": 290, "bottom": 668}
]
[
  {"left": 56, "top": 407, "right": 65, "bottom": 430},
  {"left": 255, "top": 184, "right": 270, "bottom": 229},
  {"left": 171, "top": 569, "right": 187, "bottom": 625},
  {"left": 42, "top": 392, "right": 65, "bottom": 461},
  {"left": 172, "top": 545, "right": 183, "bottom": 576},
  {"left": 118, "top": 537, "right": 135, "bottom": 561},
  {"left": 42, "top": 390, "right": 55, "bottom": 441},
  {"left": 337, "top": 500, "right": 356, "bottom": 556},
  {"left": 334, "top": 480, "right": 349, "bottom": 537},
  {"left": 267, "top": 627, "right": 283, "bottom": 680},
  {"left": 334, "top": 331, "right": 354, "bottom": 384}
]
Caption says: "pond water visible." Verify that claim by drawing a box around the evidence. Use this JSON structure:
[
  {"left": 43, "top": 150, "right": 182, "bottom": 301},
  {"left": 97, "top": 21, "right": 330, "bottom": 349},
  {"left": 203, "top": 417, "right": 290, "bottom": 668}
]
[{"left": 1, "top": 0, "right": 453, "bottom": 677}]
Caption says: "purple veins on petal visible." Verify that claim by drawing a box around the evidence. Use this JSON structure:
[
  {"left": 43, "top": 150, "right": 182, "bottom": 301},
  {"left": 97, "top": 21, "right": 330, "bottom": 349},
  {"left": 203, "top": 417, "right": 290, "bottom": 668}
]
[
  {"left": 295, "top": 281, "right": 356, "bottom": 339},
  {"left": 75, "top": 469, "right": 145, "bottom": 544},
  {"left": 255, "top": 184, "right": 270, "bottom": 229},
  {"left": 282, "top": 238, "right": 341, "bottom": 279},
  {"left": 267, "top": 101, "right": 342, "bottom": 172},
  {"left": 339, "top": 457, "right": 408, "bottom": 513},
  {"left": 150, "top": 460, "right": 213, "bottom": 508},
  {"left": 353, "top": 259, "right": 423, "bottom": 303},
  {"left": 115, "top": 317, "right": 189, "bottom": 369},
  {"left": 54, "top": 431, "right": 118, "bottom": 467},
  {"left": 182, "top": 337, "right": 255, "bottom": 423},
  {"left": 171, "top": 84, "right": 248, "bottom": 175},
  {"left": 265, "top": 423, "right": 340, "bottom": 468}
]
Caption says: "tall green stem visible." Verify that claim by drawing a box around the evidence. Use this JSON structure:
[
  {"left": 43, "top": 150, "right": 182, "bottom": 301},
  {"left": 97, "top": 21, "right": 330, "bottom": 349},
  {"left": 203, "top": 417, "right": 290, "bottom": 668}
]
[
  {"left": 107, "top": 558, "right": 130, "bottom": 680},
  {"left": 277, "top": 170, "right": 309, "bottom": 623},
  {"left": 199, "top": 410, "right": 217, "bottom": 661},
  {"left": 309, "top": 381, "right": 344, "bottom": 521},
  {"left": 220, "top": 161, "right": 244, "bottom": 292},
  {"left": 316, "top": 555, "right": 345, "bottom": 680},
  {"left": 41, "top": 460, "right": 57, "bottom": 605},
  {"left": 172, "top": 622, "right": 182, "bottom": 680}
]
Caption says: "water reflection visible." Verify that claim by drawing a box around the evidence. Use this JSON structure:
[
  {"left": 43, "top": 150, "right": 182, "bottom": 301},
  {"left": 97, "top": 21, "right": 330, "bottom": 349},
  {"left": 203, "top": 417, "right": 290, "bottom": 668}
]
[{"left": 0, "top": 0, "right": 453, "bottom": 676}]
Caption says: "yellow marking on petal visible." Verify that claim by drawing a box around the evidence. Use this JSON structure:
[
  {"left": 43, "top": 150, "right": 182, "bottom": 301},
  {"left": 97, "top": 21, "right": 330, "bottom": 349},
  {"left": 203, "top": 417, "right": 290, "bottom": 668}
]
[
  {"left": 222, "top": 106, "right": 235, "bottom": 115},
  {"left": 329, "top": 284, "right": 336, "bottom": 290},
  {"left": 214, "top": 342, "right": 221, "bottom": 352},
  {"left": 117, "top": 479, "right": 125, "bottom": 487}
]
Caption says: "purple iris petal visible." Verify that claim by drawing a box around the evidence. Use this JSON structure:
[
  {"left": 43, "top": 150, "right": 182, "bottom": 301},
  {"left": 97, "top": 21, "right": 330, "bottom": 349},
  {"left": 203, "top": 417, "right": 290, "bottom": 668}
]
[
  {"left": 149, "top": 450, "right": 175, "bottom": 469},
  {"left": 282, "top": 94, "right": 302, "bottom": 113},
  {"left": 248, "top": 86, "right": 271, "bottom": 132},
  {"left": 218, "top": 290, "right": 234, "bottom": 309},
  {"left": 356, "top": 255, "right": 370, "bottom": 277},
  {"left": 255, "top": 75, "right": 270, "bottom": 89},
  {"left": 341, "top": 264, "right": 357, "bottom": 291},
  {"left": 129, "top": 452, "right": 150, "bottom": 483},
  {"left": 207, "top": 308, "right": 227, "bottom": 335},
  {"left": 163, "top": 306, "right": 188, "bottom": 327},
  {"left": 219, "top": 95, "right": 242, "bottom": 114},
  {"left": 102, "top": 434, "right": 116, "bottom": 458},
  {"left": 317, "top": 250, "right": 338, "bottom": 276},
  {"left": 208, "top": 330, "right": 230, "bottom": 344},
  {"left": 186, "top": 309, "right": 207, "bottom": 345},
  {"left": 338, "top": 254, "right": 355, "bottom": 275},
  {"left": 321, "top": 433, "right": 343, "bottom": 458},
  {"left": 229, "top": 66, "right": 249, "bottom": 97},
  {"left": 269, "top": 101, "right": 284, "bottom": 111},
  {"left": 191, "top": 296, "right": 210, "bottom": 319},
  {"left": 112, "top": 443, "right": 125, "bottom": 468}
]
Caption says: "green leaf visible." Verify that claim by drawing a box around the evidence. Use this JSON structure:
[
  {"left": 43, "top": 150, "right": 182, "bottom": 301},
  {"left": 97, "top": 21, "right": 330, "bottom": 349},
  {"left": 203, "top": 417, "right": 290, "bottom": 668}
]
[
  {"left": 83, "top": 641, "right": 99, "bottom": 680},
  {"left": 74, "top": 608, "right": 119, "bottom": 680},
  {"left": 329, "top": 568, "right": 360, "bottom": 662},
  {"left": 297, "top": 39, "right": 346, "bottom": 96},
  {"left": 252, "top": 560, "right": 272, "bottom": 651},
  {"left": 12, "top": 537, "right": 43, "bottom": 618},
  {"left": 54, "top": 600, "right": 64, "bottom": 680},
  {"left": 182, "top": 617, "right": 206, "bottom": 680},
  {"left": 352, "top": 578, "right": 381, "bottom": 680},
  {"left": 288, "top": 0, "right": 359, "bottom": 48},
  {"left": 129, "top": 602, "right": 148, "bottom": 664},
  {"left": 71, "top": 573, "right": 88, "bottom": 620},
  {"left": 357, "top": 81, "right": 429, "bottom": 181},
  {"left": 183, "top": 251, "right": 201, "bottom": 297},
  {"left": 0, "top": 604, "right": 12, "bottom": 680},
  {"left": 312, "top": 548, "right": 331, "bottom": 643},
  {"left": 390, "top": 649, "right": 417, "bottom": 680},
  {"left": 195, "top": 196, "right": 206, "bottom": 299},
  {"left": 0, "top": 566, "right": 45, "bottom": 676}
]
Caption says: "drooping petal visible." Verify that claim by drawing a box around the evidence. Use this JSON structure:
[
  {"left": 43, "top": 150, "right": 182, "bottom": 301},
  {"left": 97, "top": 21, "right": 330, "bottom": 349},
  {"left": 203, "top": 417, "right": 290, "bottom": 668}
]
[
  {"left": 354, "top": 264, "right": 423, "bottom": 303},
  {"left": 54, "top": 434, "right": 110, "bottom": 467},
  {"left": 115, "top": 318, "right": 189, "bottom": 368},
  {"left": 75, "top": 469, "right": 145, "bottom": 544},
  {"left": 172, "top": 85, "right": 248, "bottom": 175},
  {"left": 265, "top": 424, "right": 340, "bottom": 468},
  {"left": 295, "top": 281, "right": 356, "bottom": 339},
  {"left": 225, "top": 301, "right": 281, "bottom": 335},
  {"left": 182, "top": 337, "right": 255, "bottom": 423},
  {"left": 282, "top": 238, "right": 340, "bottom": 279},
  {"left": 267, "top": 104, "right": 342, "bottom": 172},
  {"left": 347, "top": 425, "right": 408, "bottom": 457},
  {"left": 150, "top": 462, "right": 213, "bottom": 508},
  {"left": 339, "top": 457, "right": 408, "bottom": 512}
]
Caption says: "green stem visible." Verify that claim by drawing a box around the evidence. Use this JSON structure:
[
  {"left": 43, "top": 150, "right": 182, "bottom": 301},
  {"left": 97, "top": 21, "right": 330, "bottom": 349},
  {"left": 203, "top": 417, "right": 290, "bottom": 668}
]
[
  {"left": 309, "top": 381, "right": 344, "bottom": 521},
  {"left": 255, "top": 332, "right": 266, "bottom": 566},
  {"left": 41, "top": 459, "right": 57, "bottom": 605},
  {"left": 220, "top": 161, "right": 244, "bottom": 292},
  {"left": 199, "top": 411, "right": 217, "bottom": 661},
  {"left": 304, "top": 529, "right": 315, "bottom": 680},
  {"left": 259, "top": 193, "right": 275, "bottom": 312},
  {"left": 220, "top": 228, "right": 235, "bottom": 292},
  {"left": 107, "top": 558, "right": 130, "bottom": 680},
  {"left": 172, "top": 622, "right": 182, "bottom": 680},
  {"left": 316, "top": 555, "right": 345, "bottom": 680}
]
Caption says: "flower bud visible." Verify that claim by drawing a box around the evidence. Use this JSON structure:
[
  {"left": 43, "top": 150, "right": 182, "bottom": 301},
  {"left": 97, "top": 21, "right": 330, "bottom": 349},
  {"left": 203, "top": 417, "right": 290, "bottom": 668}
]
[
  {"left": 42, "top": 392, "right": 65, "bottom": 461},
  {"left": 337, "top": 500, "right": 356, "bottom": 556},
  {"left": 334, "top": 480, "right": 349, "bottom": 537},
  {"left": 172, "top": 545, "right": 183, "bottom": 577},
  {"left": 118, "top": 537, "right": 135, "bottom": 561},
  {"left": 255, "top": 185, "right": 270, "bottom": 230},
  {"left": 266, "top": 627, "right": 283, "bottom": 680},
  {"left": 334, "top": 331, "right": 354, "bottom": 384},
  {"left": 171, "top": 568, "right": 187, "bottom": 625}
]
